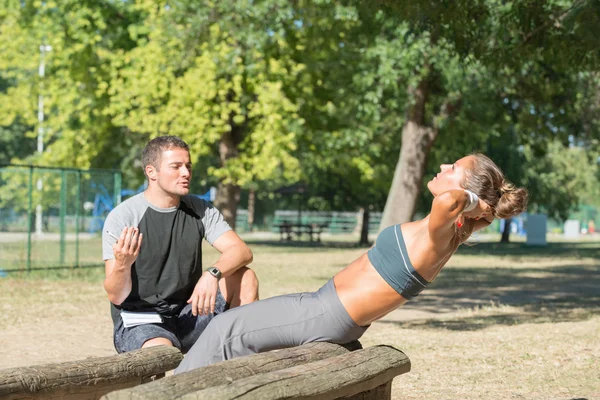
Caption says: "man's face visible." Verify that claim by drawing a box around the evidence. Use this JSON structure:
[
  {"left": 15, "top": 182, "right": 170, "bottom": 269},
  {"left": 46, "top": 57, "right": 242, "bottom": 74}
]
[
  {"left": 426, "top": 155, "right": 473, "bottom": 196},
  {"left": 147, "top": 147, "right": 192, "bottom": 197}
]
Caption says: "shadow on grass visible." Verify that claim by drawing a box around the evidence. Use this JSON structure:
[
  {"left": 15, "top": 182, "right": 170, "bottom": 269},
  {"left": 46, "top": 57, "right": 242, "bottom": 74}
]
[
  {"left": 457, "top": 240, "right": 600, "bottom": 259},
  {"left": 381, "top": 295, "right": 600, "bottom": 331},
  {"left": 382, "top": 261, "right": 600, "bottom": 331}
]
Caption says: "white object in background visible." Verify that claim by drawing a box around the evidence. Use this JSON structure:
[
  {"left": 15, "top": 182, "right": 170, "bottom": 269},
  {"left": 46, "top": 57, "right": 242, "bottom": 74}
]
[
  {"left": 526, "top": 214, "right": 547, "bottom": 246},
  {"left": 563, "top": 219, "right": 580, "bottom": 239}
]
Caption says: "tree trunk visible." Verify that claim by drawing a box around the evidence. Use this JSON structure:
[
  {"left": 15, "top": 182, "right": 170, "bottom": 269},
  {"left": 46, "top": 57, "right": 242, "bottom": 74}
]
[
  {"left": 213, "top": 129, "right": 241, "bottom": 230},
  {"left": 501, "top": 218, "right": 512, "bottom": 243},
  {"left": 214, "top": 183, "right": 240, "bottom": 230},
  {"left": 359, "top": 207, "right": 370, "bottom": 246},
  {"left": 247, "top": 188, "right": 255, "bottom": 231},
  {"left": 379, "top": 76, "right": 438, "bottom": 230}
]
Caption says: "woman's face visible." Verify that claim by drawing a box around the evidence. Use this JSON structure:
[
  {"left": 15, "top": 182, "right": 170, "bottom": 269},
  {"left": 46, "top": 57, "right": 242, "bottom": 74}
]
[{"left": 427, "top": 156, "right": 474, "bottom": 196}]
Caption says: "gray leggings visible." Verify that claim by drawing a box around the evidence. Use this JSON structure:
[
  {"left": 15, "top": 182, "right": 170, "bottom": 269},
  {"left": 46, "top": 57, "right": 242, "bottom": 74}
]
[{"left": 175, "top": 279, "right": 368, "bottom": 373}]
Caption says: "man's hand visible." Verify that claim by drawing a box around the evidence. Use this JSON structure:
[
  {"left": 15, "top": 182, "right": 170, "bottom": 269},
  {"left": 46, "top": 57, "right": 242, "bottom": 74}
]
[
  {"left": 187, "top": 272, "right": 219, "bottom": 316},
  {"left": 113, "top": 226, "right": 143, "bottom": 268},
  {"left": 104, "top": 226, "right": 141, "bottom": 305}
]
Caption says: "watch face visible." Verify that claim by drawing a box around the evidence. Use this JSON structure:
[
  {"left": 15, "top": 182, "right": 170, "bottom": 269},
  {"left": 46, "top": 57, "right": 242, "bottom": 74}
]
[{"left": 208, "top": 267, "right": 221, "bottom": 279}]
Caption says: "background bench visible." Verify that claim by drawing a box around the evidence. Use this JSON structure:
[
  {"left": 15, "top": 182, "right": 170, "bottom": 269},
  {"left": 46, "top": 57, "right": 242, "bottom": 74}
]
[
  {"left": 0, "top": 346, "right": 182, "bottom": 400},
  {"left": 270, "top": 211, "right": 383, "bottom": 236},
  {"left": 274, "top": 221, "right": 327, "bottom": 242},
  {"left": 102, "top": 341, "right": 410, "bottom": 400}
]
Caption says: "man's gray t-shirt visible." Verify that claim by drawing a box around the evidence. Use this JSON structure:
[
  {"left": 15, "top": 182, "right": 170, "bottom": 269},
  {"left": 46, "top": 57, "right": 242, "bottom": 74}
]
[{"left": 102, "top": 193, "right": 231, "bottom": 321}]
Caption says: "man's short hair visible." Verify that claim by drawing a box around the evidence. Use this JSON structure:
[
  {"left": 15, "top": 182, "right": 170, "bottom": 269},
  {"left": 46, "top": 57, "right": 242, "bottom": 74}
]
[{"left": 142, "top": 136, "right": 190, "bottom": 175}]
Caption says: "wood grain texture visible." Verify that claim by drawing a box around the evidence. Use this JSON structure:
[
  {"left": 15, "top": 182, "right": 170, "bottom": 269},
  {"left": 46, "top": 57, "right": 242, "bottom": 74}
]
[
  {"left": 0, "top": 346, "right": 182, "bottom": 400},
  {"left": 178, "top": 345, "right": 409, "bottom": 400},
  {"left": 102, "top": 342, "right": 357, "bottom": 400},
  {"left": 127, "top": 343, "right": 410, "bottom": 400}
]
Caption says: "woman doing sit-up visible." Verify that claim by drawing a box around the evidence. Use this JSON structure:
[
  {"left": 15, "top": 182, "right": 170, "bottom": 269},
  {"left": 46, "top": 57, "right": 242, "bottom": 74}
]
[{"left": 175, "top": 153, "right": 528, "bottom": 373}]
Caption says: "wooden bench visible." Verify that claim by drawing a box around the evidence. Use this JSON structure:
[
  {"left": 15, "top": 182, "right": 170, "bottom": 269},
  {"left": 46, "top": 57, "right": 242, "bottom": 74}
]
[
  {"left": 275, "top": 222, "right": 327, "bottom": 242},
  {"left": 102, "top": 341, "right": 410, "bottom": 400},
  {"left": 0, "top": 346, "right": 182, "bottom": 400}
]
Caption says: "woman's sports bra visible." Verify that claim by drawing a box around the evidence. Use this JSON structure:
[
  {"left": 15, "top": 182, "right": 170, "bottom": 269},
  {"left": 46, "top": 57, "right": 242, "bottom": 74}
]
[{"left": 367, "top": 224, "right": 430, "bottom": 300}]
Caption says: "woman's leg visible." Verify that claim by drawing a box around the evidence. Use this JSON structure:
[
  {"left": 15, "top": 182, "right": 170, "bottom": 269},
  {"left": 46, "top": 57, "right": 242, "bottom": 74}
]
[
  {"left": 174, "top": 280, "right": 369, "bottom": 373},
  {"left": 175, "top": 290, "right": 326, "bottom": 373}
]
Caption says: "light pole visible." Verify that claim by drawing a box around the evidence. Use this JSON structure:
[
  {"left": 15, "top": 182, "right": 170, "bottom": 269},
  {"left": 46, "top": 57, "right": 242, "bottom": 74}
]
[{"left": 35, "top": 44, "right": 52, "bottom": 236}]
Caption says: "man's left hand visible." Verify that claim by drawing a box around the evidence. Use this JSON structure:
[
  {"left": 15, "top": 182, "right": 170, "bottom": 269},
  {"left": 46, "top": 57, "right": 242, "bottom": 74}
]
[{"left": 187, "top": 272, "right": 219, "bottom": 316}]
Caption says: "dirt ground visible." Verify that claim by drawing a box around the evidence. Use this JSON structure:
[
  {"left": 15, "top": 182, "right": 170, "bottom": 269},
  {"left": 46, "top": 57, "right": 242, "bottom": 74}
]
[
  {"left": 1, "top": 255, "right": 598, "bottom": 369},
  {"left": 1, "top": 236, "right": 599, "bottom": 400},
  {"left": 0, "top": 281, "right": 441, "bottom": 369},
  {"left": 0, "top": 279, "right": 116, "bottom": 368}
]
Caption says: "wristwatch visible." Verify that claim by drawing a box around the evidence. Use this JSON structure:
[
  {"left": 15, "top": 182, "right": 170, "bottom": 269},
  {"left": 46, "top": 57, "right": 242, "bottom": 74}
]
[{"left": 206, "top": 266, "right": 222, "bottom": 280}]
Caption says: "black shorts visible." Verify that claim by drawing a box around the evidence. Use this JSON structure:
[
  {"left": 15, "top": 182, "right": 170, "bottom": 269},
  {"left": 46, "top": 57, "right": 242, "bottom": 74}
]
[{"left": 113, "top": 289, "right": 228, "bottom": 354}]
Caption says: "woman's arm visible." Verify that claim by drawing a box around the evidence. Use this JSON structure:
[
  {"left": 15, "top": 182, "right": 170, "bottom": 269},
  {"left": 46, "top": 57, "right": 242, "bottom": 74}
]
[
  {"left": 472, "top": 214, "right": 494, "bottom": 233},
  {"left": 429, "top": 190, "right": 491, "bottom": 243},
  {"left": 428, "top": 190, "right": 471, "bottom": 242}
]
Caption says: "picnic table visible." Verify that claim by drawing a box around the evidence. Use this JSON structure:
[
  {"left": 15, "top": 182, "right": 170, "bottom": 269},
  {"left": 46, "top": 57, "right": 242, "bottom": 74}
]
[{"left": 275, "top": 221, "right": 327, "bottom": 242}]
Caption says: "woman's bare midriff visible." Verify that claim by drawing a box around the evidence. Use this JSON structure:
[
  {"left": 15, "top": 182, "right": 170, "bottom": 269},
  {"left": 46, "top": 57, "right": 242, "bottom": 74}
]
[
  {"left": 333, "top": 252, "right": 407, "bottom": 326},
  {"left": 333, "top": 219, "right": 462, "bottom": 327}
]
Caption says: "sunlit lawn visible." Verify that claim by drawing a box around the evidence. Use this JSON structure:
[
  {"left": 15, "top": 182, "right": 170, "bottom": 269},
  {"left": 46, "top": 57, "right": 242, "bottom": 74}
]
[{"left": 0, "top": 232, "right": 598, "bottom": 399}]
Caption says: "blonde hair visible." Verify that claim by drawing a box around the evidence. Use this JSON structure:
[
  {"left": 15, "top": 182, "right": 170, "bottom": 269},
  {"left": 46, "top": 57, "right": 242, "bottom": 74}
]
[{"left": 462, "top": 153, "right": 528, "bottom": 219}]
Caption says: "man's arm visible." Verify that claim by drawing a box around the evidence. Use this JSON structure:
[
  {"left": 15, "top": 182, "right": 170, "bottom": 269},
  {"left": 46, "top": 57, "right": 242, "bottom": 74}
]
[
  {"left": 188, "top": 230, "right": 253, "bottom": 316},
  {"left": 103, "top": 226, "right": 143, "bottom": 305},
  {"left": 209, "top": 230, "right": 253, "bottom": 277}
]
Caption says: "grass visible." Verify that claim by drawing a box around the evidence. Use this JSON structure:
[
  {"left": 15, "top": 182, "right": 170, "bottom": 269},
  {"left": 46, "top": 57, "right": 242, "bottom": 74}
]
[
  {"left": 0, "top": 233, "right": 599, "bottom": 399},
  {"left": 0, "top": 234, "right": 103, "bottom": 271}
]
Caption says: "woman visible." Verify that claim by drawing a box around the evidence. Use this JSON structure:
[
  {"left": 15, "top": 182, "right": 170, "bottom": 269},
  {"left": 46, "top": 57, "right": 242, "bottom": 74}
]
[{"left": 175, "top": 153, "right": 528, "bottom": 373}]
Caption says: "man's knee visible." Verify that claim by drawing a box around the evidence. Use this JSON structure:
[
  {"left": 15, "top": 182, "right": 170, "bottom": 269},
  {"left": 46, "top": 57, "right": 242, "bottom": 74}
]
[
  {"left": 223, "top": 266, "right": 259, "bottom": 307},
  {"left": 239, "top": 266, "right": 259, "bottom": 303},
  {"left": 141, "top": 337, "right": 174, "bottom": 348}
]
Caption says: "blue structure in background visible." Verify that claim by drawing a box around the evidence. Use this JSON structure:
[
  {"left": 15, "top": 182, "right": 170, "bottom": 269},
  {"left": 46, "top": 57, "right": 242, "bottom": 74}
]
[
  {"left": 88, "top": 183, "right": 215, "bottom": 233},
  {"left": 499, "top": 213, "right": 527, "bottom": 236}
]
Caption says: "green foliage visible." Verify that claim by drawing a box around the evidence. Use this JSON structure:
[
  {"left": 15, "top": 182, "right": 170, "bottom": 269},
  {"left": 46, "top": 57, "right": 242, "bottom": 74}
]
[
  {"left": 1, "top": 0, "right": 599, "bottom": 223},
  {"left": 0, "top": 0, "right": 141, "bottom": 170},
  {"left": 524, "top": 140, "right": 600, "bottom": 220},
  {"left": 378, "top": 0, "right": 600, "bottom": 222}
]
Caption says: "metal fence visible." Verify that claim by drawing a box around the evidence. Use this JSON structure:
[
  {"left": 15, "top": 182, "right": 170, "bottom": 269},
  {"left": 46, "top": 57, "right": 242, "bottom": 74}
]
[{"left": 0, "top": 164, "right": 121, "bottom": 272}]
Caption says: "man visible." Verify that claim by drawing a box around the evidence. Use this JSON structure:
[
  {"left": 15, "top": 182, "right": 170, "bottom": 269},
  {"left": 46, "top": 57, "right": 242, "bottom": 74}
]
[{"left": 102, "top": 135, "right": 258, "bottom": 354}]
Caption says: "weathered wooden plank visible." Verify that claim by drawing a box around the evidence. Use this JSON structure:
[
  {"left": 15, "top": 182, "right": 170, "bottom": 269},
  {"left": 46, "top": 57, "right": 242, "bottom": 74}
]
[
  {"left": 177, "top": 345, "right": 410, "bottom": 400},
  {"left": 0, "top": 346, "right": 182, "bottom": 400},
  {"left": 102, "top": 342, "right": 359, "bottom": 400}
]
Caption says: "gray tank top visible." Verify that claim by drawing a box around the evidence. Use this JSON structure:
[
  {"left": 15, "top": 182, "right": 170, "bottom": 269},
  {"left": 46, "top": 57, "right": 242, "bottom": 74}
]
[{"left": 367, "top": 224, "right": 430, "bottom": 300}]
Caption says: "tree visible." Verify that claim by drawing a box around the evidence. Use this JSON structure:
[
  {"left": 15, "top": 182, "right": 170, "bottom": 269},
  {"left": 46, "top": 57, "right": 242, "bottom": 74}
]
[
  {"left": 0, "top": 1, "right": 307, "bottom": 229},
  {"left": 105, "top": 1, "right": 308, "bottom": 228},
  {"left": 0, "top": 0, "right": 144, "bottom": 169},
  {"left": 378, "top": 0, "right": 600, "bottom": 230}
]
